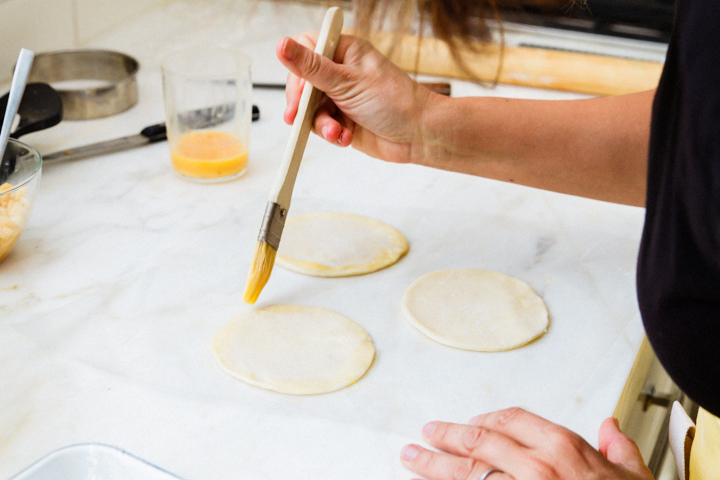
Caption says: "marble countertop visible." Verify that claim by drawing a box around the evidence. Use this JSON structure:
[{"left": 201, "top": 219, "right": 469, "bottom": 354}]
[{"left": 1, "top": 1, "right": 652, "bottom": 478}]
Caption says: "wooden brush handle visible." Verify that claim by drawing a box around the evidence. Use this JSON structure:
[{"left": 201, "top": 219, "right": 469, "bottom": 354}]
[{"left": 269, "top": 7, "right": 344, "bottom": 208}]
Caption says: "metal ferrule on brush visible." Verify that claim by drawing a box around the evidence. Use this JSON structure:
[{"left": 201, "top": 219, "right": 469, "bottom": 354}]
[{"left": 258, "top": 202, "right": 286, "bottom": 250}]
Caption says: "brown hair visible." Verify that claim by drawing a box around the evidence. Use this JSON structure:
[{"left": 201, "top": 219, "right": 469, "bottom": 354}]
[{"left": 353, "top": 0, "right": 504, "bottom": 81}]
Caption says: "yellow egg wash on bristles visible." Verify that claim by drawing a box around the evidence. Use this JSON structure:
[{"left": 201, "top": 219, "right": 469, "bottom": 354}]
[{"left": 243, "top": 241, "right": 278, "bottom": 304}]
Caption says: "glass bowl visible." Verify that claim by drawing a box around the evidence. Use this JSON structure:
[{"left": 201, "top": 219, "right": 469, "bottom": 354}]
[
  {"left": 9, "top": 443, "right": 185, "bottom": 480},
  {"left": 0, "top": 138, "right": 41, "bottom": 262}
]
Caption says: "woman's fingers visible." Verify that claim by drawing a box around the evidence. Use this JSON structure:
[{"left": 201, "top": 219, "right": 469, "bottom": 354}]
[
  {"left": 283, "top": 74, "right": 303, "bottom": 124},
  {"left": 403, "top": 410, "right": 655, "bottom": 480},
  {"left": 468, "top": 407, "right": 558, "bottom": 448},
  {"left": 598, "top": 417, "right": 653, "bottom": 477},
  {"left": 279, "top": 34, "right": 355, "bottom": 147},
  {"left": 422, "top": 421, "right": 539, "bottom": 478},
  {"left": 301, "top": 97, "right": 353, "bottom": 146},
  {"left": 315, "top": 115, "right": 353, "bottom": 146},
  {"left": 276, "top": 36, "right": 348, "bottom": 98},
  {"left": 277, "top": 31, "right": 426, "bottom": 163},
  {"left": 400, "top": 444, "right": 513, "bottom": 480},
  {"left": 327, "top": 108, "right": 354, "bottom": 146},
  {"left": 313, "top": 108, "right": 342, "bottom": 143},
  {"left": 282, "top": 33, "right": 319, "bottom": 124},
  {"left": 284, "top": 69, "right": 355, "bottom": 146}
]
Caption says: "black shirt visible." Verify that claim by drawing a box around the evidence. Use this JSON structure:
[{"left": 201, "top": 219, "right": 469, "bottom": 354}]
[{"left": 637, "top": 0, "right": 720, "bottom": 416}]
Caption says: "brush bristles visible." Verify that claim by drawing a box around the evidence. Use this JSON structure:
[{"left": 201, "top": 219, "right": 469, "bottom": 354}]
[{"left": 243, "top": 241, "right": 278, "bottom": 304}]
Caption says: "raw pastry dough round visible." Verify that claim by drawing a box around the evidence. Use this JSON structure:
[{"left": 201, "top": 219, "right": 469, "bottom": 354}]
[
  {"left": 275, "top": 212, "right": 408, "bottom": 277},
  {"left": 402, "top": 269, "right": 548, "bottom": 352},
  {"left": 211, "top": 305, "right": 375, "bottom": 394}
]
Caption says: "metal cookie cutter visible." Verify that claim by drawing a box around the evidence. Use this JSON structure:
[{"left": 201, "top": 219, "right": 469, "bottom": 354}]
[{"left": 27, "top": 49, "right": 139, "bottom": 120}]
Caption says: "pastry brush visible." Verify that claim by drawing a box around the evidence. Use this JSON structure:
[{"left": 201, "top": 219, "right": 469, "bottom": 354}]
[{"left": 243, "top": 7, "right": 344, "bottom": 304}]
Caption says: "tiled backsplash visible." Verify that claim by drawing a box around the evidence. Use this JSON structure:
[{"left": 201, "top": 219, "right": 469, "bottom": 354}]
[{"left": 0, "top": 0, "right": 169, "bottom": 81}]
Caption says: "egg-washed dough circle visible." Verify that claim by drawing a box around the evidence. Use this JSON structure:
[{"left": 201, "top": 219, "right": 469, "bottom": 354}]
[
  {"left": 402, "top": 269, "right": 549, "bottom": 352},
  {"left": 275, "top": 212, "right": 409, "bottom": 277},
  {"left": 211, "top": 305, "right": 375, "bottom": 394}
]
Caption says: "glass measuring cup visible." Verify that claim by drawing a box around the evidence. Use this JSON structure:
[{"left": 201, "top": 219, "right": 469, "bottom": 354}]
[{"left": 162, "top": 47, "right": 252, "bottom": 183}]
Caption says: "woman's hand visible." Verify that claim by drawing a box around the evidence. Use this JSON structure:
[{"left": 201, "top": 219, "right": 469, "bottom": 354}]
[
  {"left": 276, "top": 33, "right": 440, "bottom": 164},
  {"left": 277, "top": 32, "right": 651, "bottom": 206},
  {"left": 401, "top": 408, "right": 654, "bottom": 480}
]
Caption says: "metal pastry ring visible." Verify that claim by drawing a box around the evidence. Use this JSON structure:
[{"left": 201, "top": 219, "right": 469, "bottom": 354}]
[{"left": 27, "top": 49, "right": 139, "bottom": 120}]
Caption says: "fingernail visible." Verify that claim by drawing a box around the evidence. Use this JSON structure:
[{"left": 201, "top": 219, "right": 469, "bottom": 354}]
[
  {"left": 401, "top": 444, "right": 421, "bottom": 461},
  {"left": 469, "top": 415, "right": 480, "bottom": 425},
  {"left": 422, "top": 421, "right": 438, "bottom": 439},
  {"left": 322, "top": 126, "right": 328, "bottom": 139},
  {"left": 283, "top": 38, "right": 299, "bottom": 60}
]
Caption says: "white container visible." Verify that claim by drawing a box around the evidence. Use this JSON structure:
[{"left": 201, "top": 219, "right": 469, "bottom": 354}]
[{"left": 9, "top": 443, "right": 185, "bottom": 480}]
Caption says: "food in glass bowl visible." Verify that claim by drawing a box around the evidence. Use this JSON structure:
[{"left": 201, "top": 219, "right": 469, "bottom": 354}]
[{"left": 0, "top": 138, "right": 41, "bottom": 262}]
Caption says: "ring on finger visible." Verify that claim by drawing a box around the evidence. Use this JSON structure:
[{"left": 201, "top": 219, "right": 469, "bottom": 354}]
[{"left": 478, "top": 467, "right": 504, "bottom": 480}]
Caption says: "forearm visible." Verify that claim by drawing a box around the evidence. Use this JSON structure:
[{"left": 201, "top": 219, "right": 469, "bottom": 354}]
[{"left": 419, "top": 89, "right": 654, "bottom": 206}]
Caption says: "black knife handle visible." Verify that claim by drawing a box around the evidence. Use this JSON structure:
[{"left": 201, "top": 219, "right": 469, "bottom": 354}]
[
  {"left": 140, "top": 123, "right": 168, "bottom": 143},
  {"left": 140, "top": 105, "right": 260, "bottom": 144}
]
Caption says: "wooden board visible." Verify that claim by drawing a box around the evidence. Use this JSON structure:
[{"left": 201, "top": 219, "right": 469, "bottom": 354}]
[
  {"left": 361, "top": 31, "right": 663, "bottom": 96},
  {"left": 614, "top": 336, "right": 655, "bottom": 429}
]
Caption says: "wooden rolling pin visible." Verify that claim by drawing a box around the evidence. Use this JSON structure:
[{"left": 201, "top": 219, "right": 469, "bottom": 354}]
[{"left": 360, "top": 31, "right": 663, "bottom": 96}]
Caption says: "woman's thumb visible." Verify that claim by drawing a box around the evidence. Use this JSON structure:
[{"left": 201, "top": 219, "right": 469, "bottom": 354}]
[
  {"left": 276, "top": 37, "right": 344, "bottom": 95},
  {"left": 598, "top": 417, "right": 651, "bottom": 476}
]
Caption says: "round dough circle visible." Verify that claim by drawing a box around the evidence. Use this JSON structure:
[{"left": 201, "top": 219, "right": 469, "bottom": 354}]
[
  {"left": 402, "top": 269, "right": 549, "bottom": 352},
  {"left": 275, "top": 212, "right": 409, "bottom": 277},
  {"left": 211, "top": 306, "right": 375, "bottom": 394}
]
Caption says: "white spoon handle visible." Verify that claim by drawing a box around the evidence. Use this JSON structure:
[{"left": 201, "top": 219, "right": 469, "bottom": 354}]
[{"left": 0, "top": 48, "right": 35, "bottom": 164}]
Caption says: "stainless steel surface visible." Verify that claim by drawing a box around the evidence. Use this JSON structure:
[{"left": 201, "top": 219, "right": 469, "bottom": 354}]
[{"left": 27, "top": 50, "right": 139, "bottom": 120}]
